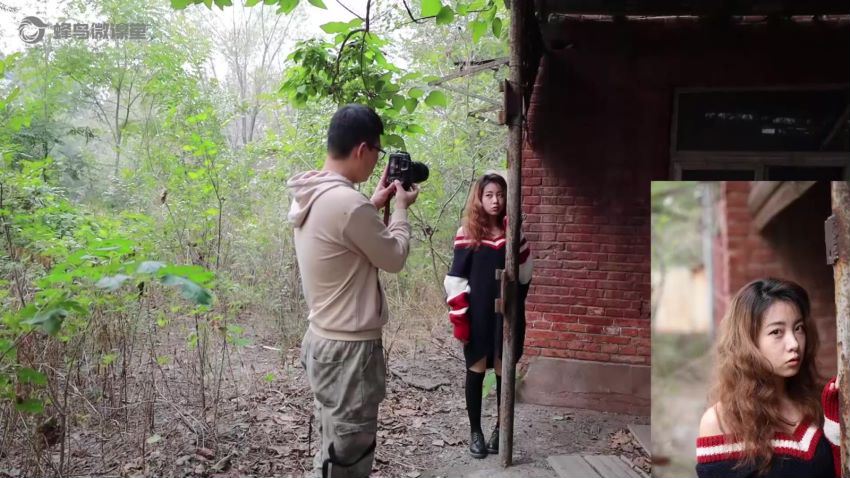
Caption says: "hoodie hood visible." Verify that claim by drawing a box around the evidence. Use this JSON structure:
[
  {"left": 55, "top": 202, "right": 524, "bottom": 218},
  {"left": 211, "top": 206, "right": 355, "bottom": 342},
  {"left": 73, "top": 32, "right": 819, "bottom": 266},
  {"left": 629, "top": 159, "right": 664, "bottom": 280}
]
[{"left": 286, "top": 170, "right": 353, "bottom": 227}]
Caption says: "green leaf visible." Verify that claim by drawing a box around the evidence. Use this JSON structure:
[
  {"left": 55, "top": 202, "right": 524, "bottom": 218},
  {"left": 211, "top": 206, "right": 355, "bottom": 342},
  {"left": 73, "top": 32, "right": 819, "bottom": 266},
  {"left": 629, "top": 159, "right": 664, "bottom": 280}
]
[
  {"left": 408, "top": 87, "right": 424, "bottom": 99},
  {"left": 482, "top": 370, "right": 496, "bottom": 398},
  {"left": 405, "top": 124, "right": 426, "bottom": 134},
  {"left": 170, "top": 0, "right": 190, "bottom": 8},
  {"left": 404, "top": 98, "right": 418, "bottom": 113},
  {"left": 157, "top": 265, "right": 214, "bottom": 285},
  {"left": 23, "top": 308, "right": 67, "bottom": 335},
  {"left": 320, "top": 22, "right": 350, "bottom": 34},
  {"left": 263, "top": 373, "right": 276, "bottom": 382},
  {"left": 381, "top": 134, "right": 406, "bottom": 150},
  {"left": 17, "top": 368, "right": 47, "bottom": 386},
  {"left": 232, "top": 337, "right": 251, "bottom": 347},
  {"left": 15, "top": 397, "right": 43, "bottom": 414},
  {"left": 435, "top": 6, "right": 454, "bottom": 25},
  {"left": 470, "top": 20, "right": 488, "bottom": 43},
  {"left": 245, "top": 0, "right": 262, "bottom": 5},
  {"left": 492, "top": 17, "right": 503, "bottom": 37},
  {"left": 277, "top": 0, "right": 299, "bottom": 13},
  {"left": 424, "top": 90, "right": 448, "bottom": 108},
  {"left": 95, "top": 274, "right": 132, "bottom": 291},
  {"left": 390, "top": 95, "right": 405, "bottom": 112},
  {"left": 421, "top": 0, "right": 442, "bottom": 17},
  {"left": 308, "top": 0, "right": 326, "bottom": 7},
  {"left": 160, "top": 275, "right": 213, "bottom": 305}
]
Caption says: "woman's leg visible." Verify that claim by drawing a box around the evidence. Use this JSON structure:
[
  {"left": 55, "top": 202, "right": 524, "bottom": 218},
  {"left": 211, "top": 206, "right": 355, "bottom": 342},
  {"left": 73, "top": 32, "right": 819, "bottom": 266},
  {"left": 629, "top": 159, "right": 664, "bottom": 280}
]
[
  {"left": 466, "top": 357, "right": 487, "bottom": 457},
  {"left": 467, "top": 357, "right": 486, "bottom": 432}
]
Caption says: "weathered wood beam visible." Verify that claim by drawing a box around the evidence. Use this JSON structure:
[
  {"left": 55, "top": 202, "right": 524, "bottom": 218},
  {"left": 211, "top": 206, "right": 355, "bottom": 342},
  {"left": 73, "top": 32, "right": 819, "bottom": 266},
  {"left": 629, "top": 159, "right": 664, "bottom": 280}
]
[
  {"left": 830, "top": 181, "right": 850, "bottom": 478},
  {"left": 500, "top": 0, "right": 525, "bottom": 469}
]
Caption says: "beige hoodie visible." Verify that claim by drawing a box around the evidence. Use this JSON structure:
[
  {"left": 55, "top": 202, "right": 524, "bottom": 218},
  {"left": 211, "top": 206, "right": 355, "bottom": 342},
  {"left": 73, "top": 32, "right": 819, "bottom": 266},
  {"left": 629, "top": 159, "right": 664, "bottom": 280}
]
[{"left": 287, "top": 170, "right": 411, "bottom": 340}]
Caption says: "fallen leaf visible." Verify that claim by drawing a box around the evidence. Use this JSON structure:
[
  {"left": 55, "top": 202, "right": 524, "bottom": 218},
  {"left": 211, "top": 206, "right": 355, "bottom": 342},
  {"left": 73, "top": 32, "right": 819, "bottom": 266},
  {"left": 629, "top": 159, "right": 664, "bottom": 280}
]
[
  {"left": 431, "top": 439, "right": 444, "bottom": 447},
  {"left": 195, "top": 447, "right": 215, "bottom": 460}
]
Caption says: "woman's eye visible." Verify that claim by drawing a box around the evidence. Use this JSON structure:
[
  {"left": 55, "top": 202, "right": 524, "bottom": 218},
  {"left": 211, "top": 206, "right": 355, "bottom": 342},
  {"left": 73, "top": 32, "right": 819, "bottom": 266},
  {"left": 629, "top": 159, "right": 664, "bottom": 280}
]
[{"left": 769, "top": 329, "right": 781, "bottom": 336}]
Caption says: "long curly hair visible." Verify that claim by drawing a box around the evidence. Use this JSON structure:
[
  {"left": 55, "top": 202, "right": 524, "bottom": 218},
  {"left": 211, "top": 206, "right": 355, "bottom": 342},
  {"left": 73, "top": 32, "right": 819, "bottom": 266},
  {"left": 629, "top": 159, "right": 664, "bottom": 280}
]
[
  {"left": 711, "top": 278, "right": 822, "bottom": 473},
  {"left": 461, "top": 173, "right": 507, "bottom": 247}
]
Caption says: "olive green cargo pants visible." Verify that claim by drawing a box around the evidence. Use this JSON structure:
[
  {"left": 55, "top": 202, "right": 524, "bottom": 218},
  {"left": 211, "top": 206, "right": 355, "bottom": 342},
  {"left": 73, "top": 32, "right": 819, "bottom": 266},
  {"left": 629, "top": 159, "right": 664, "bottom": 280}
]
[{"left": 300, "top": 329, "right": 386, "bottom": 478}]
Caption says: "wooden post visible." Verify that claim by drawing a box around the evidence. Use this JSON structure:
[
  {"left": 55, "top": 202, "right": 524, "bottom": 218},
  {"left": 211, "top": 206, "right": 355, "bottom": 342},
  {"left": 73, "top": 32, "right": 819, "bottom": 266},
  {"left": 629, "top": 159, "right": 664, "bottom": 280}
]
[
  {"left": 500, "top": 0, "right": 524, "bottom": 468},
  {"left": 832, "top": 181, "right": 850, "bottom": 478}
]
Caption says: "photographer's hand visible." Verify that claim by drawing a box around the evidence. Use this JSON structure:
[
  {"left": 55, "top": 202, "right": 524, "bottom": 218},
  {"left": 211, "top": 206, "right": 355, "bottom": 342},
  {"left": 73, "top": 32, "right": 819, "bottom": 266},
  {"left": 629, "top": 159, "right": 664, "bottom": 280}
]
[
  {"left": 394, "top": 181, "right": 420, "bottom": 209},
  {"left": 370, "top": 165, "right": 395, "bottom": 210}
]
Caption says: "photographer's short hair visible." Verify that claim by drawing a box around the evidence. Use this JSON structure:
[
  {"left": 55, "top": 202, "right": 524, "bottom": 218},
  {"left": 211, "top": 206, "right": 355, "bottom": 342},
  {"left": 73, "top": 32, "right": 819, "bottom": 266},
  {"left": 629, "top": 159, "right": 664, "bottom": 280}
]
[{"left": 327, "top": 104, "right": 384, "bottom": 158}]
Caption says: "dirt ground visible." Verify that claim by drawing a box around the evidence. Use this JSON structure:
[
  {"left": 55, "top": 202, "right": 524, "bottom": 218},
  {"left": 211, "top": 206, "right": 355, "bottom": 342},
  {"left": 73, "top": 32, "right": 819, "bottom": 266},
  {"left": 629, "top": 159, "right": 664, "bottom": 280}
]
[{"left": 0, "top": 317, "right": 650, "bottom": 478}]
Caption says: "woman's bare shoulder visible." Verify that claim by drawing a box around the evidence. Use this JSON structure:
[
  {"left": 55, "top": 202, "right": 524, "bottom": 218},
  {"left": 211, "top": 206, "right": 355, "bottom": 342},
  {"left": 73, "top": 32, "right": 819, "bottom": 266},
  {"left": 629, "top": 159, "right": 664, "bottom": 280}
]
[{"left": 699, "top": 403, "right": 724, "bottom": 437}]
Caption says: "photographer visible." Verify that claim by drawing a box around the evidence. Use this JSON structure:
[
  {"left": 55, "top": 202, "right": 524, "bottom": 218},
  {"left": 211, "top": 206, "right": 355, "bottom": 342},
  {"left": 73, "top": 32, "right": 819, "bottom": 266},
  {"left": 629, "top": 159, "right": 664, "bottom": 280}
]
[{"left": 287, "top": 104, "right": 419, "bottom": 477}]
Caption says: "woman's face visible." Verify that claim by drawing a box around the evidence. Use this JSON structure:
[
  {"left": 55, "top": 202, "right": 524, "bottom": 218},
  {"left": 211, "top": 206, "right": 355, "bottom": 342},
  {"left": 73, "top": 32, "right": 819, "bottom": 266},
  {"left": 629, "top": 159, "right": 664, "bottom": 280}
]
[
  {"left": 757, "top": 300, "right": 806, "bottom": 378},
  {"left": 481, "top": 181, "right": 505, "bottom": 218}
]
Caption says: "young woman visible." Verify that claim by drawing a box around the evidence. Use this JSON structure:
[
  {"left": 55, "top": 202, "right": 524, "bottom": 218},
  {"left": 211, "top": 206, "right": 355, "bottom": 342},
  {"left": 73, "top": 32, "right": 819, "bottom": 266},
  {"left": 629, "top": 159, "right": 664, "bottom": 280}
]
[
  {"left": 696, "top": 278, "right": 841, "bottom": 478},
  {"left": 443, "top": 173, "right": 533, "bottom": 458}
]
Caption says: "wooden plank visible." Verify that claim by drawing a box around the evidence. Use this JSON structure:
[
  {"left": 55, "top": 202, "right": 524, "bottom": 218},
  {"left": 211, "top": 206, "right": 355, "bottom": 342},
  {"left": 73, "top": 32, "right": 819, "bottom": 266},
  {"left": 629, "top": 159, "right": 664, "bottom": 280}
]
[
  {"left": 619, "top": 456, "right": 649, "bottom": 478},
  {"left": 748, "top": 181, "right": 782, "bottom": 215},
  {"left": 752, "top": 181, "right": 817, "bottom": 231},
  {"left": 547, "top": 455, "right": 602, "bottom": 478},
  {"left": 583, "top": 455, "right": 643, "bottom": 478}
]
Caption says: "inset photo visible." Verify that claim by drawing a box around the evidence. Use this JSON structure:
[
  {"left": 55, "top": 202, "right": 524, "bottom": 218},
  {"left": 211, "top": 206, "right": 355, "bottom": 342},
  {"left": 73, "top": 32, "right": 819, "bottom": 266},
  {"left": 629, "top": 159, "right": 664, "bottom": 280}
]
[{"left": 651, "top": 181, "right": 850, "bottom": 477}]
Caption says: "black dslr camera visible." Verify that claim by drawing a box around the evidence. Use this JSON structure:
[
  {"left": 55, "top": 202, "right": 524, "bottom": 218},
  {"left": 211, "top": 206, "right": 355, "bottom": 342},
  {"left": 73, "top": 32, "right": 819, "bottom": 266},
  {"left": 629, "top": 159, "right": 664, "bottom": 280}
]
[{"left": 387, "top": 152, "right": 429, "bottom": 191}]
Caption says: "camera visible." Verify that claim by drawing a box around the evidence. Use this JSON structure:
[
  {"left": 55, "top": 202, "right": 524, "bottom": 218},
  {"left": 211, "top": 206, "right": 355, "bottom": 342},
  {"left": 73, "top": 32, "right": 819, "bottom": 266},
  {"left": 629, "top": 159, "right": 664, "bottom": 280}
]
[{"left": 387, "top": 152, "right": 429, "bottom": 191}]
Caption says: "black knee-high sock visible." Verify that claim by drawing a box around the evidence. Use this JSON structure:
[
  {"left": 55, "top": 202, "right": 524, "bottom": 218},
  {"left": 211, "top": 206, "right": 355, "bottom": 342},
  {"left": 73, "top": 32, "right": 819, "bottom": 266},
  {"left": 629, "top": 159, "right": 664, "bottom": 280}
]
[
  {"left": 465, "top": 370, "right": 485, "bottom": 433},
  {"left": 495, "top": 374, "right": 502, "bottom": 427}
]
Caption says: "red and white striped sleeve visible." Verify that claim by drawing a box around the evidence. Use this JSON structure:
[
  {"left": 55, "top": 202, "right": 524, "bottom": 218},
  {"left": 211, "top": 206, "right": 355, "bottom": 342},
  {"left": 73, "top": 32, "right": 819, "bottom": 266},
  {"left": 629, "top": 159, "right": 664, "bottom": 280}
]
[
  {"left": 822, "top": 376, "right": 840, "bottom": 477},
  {"left": 444, "top": 227, "right": 472, "bottom": 341}
]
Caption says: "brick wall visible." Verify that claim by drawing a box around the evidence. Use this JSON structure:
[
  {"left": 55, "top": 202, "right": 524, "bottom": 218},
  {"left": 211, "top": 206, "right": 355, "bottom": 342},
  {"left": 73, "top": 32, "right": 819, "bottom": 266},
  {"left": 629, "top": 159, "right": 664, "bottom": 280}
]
[
  {"left": 520, "top": 153, "right": 652, "bottom": 365},
  {"left": 713, "top": 181, "right": 837, "bottom": 375}
]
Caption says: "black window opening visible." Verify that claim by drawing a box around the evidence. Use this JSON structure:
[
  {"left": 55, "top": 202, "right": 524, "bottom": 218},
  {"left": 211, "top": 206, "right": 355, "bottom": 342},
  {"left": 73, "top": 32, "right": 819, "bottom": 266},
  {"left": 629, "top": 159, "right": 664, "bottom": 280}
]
[
  {"left": 765, "top": 166, "right": 846, "bottom": 180},
  {"left": 680, "top": 169, "right": 757, "bottom": 180},
  {"left": 676, "top": 88, "right": 850, "bottom": 153}
]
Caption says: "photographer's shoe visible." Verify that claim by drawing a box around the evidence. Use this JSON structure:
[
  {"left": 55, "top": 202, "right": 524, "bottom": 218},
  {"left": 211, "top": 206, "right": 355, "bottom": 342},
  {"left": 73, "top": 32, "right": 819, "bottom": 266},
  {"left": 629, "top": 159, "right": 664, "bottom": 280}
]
[
  {"left": 486, "top": 427, "right": 499, "bottom": 454},
  {"left": 469, "top": 430, "right": 487, "bottom": 459}
]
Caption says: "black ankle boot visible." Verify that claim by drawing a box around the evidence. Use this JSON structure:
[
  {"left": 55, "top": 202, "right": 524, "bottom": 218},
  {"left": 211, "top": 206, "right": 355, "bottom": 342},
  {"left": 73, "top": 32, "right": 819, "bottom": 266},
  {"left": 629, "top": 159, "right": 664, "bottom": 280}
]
[
  {"left": 486, "top": 427, "right": 499, "bottom": 454},
  {"left": 469, "top": 430, "right": 487, "bottom": 458}
]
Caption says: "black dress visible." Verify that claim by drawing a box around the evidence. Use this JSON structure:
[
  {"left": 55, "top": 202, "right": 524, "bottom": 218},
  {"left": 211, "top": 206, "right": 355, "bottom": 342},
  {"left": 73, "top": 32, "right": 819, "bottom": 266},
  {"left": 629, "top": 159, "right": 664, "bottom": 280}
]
[
  {"left": 444, "top": 228, "right": 532, "bottom": 369},
  {"left": 695, "top": 377, "right": 841, "bottom": 478}
]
